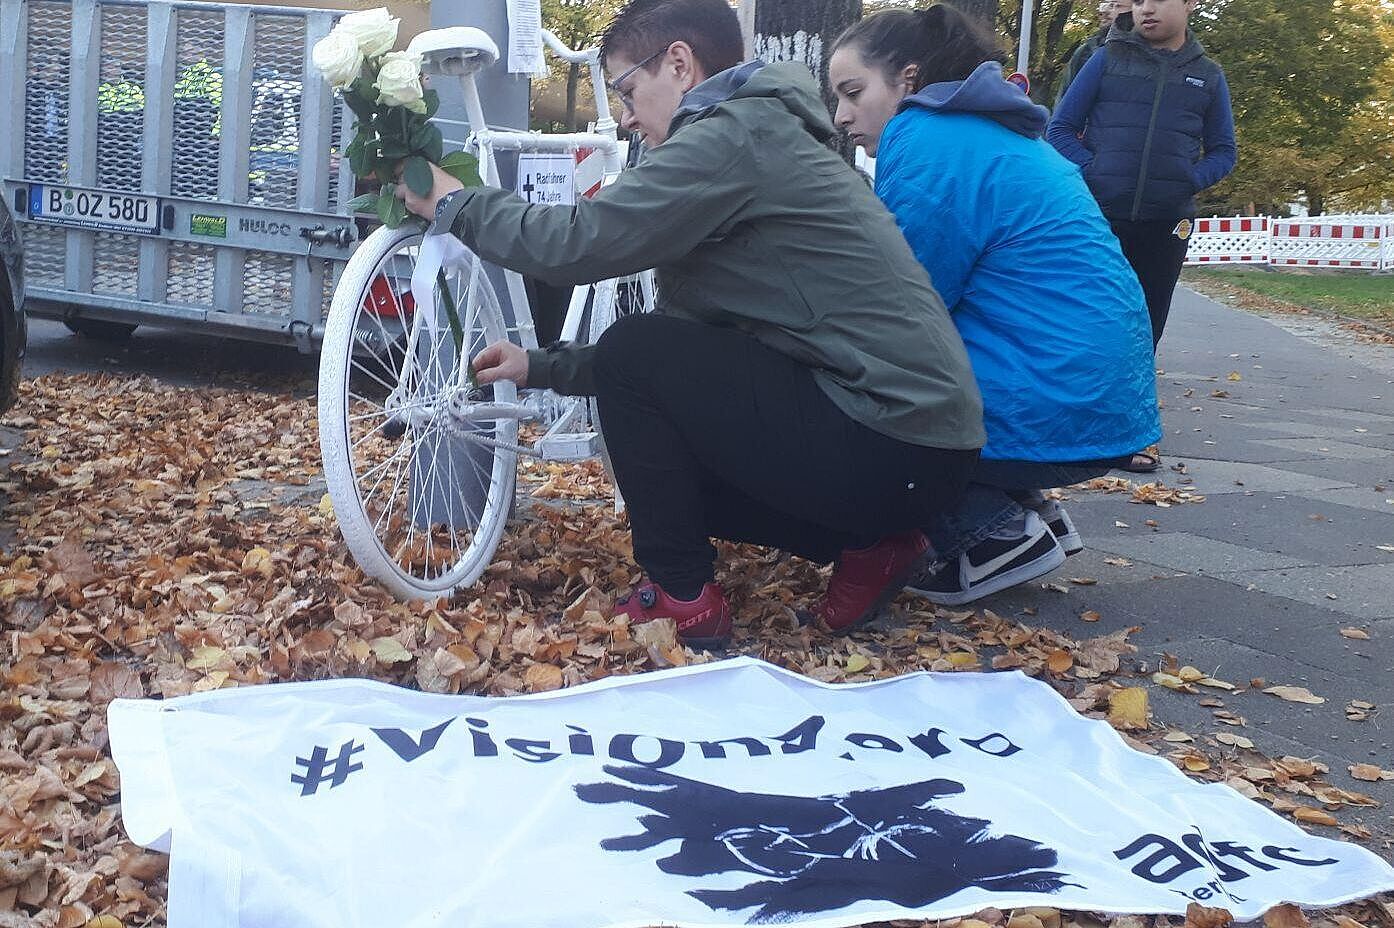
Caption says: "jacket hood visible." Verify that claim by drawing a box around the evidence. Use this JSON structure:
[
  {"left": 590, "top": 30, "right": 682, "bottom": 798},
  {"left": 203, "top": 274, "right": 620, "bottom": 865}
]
[
  {"left": 670, "top": 60, "right": 836, "bottom": 142},
  {"left": 1108, "top": 12, "right": 1206, "bottom": 64},
  {"left": 899, "top": 60, "right": 1048, "bottom": 138}
]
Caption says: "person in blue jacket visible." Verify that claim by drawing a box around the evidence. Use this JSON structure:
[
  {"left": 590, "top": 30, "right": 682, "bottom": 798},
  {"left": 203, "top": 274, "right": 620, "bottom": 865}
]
[
  {"left": 829, "top": 4, "right": 1161, "bottom": 606},
  {"left": 1047, "top": 0, "right": 1237, "bottom": 352}
]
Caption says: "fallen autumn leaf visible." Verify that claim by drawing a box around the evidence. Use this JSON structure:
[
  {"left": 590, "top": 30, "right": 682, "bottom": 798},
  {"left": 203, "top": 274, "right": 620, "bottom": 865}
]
[
  {"left": 1264, "top": 685, "right": 1326, "bottom": 705},
  {"left": 1108, "top": 687, "right": 1149, "bottom": 730}
]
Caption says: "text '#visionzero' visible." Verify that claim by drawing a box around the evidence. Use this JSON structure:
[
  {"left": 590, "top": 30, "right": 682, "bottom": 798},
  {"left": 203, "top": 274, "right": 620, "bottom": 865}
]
[{"left": 290, "top": 713, "right": 1024, "bottom": 795}]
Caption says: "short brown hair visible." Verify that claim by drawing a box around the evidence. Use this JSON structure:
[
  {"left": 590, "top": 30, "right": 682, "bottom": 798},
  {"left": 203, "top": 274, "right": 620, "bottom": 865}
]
[{"left": 600, "top": 0, "right": 744, "bottom": 77}]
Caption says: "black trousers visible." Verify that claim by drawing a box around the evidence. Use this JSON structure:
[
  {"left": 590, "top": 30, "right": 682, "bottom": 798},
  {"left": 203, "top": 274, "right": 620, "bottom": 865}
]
[
  {"left": 1110, "top": 218, "right": 1192, "bottom": 349},
  {"left": 591, "top": 314, "right": 977, "bottom": 597}
]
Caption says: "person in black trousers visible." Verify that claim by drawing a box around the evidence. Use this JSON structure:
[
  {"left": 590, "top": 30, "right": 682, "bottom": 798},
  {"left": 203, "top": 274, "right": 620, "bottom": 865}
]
[
  {"left": 403, "top": 0, "right": 984, "bottom": 648},
  {"left": 1047, "top": 0, "right": 1237, "bottom": 350}
]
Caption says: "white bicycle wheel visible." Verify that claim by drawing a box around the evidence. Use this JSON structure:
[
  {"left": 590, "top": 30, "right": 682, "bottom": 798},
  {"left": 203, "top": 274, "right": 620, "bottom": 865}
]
[
  {"left": 319, "top": 223, "right": 518, "bottom": 601},
  {"left": 584, "top": 270, "right": 656, "bottom": 430},
  {"left": 586, "top": 270, "right": 656, "bottom": 346},
  {"left": 582, "top": 271, "right": 656, "bottom": 502}
]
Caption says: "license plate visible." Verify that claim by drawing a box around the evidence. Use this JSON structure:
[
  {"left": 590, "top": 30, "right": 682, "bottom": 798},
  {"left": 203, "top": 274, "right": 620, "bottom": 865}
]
[{"left": 28, "top": 183, "right": 160, "bottom": 235}]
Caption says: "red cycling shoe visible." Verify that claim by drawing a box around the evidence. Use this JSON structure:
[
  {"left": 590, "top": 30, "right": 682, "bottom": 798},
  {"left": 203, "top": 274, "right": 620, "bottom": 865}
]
[
  {"left": 815, "top": 530, "right": 930, "bottom": 633},
  {"left": 615, "top": 581, "right": 732, "bottom": 650}
]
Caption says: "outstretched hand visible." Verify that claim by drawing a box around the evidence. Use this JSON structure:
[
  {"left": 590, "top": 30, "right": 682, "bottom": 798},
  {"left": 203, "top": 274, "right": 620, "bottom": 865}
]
[{"left": 472, "top": 340, "right": 528, "bottom": 388}]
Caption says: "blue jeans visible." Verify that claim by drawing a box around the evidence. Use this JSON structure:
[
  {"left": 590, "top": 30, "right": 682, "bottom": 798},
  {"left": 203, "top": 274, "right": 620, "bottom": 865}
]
[{"left": 924, "top": 458, "right": 1125, "bottom": 562}]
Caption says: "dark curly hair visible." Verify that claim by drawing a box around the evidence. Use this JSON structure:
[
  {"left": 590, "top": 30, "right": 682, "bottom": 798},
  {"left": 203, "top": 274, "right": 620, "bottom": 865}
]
[{"left": 833, "top": 5, "right": 1005, "bottom": 91}]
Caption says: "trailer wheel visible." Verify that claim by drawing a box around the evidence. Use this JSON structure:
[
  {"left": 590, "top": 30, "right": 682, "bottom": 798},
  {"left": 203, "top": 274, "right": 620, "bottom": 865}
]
[{"left": 64, "top": 318, "right": 138, "bottom": 341}]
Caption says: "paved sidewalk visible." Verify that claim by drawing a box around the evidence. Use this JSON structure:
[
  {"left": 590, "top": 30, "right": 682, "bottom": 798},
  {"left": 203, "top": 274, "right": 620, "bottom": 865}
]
[{"left": 974, "top": 286, "right": 1394, "bottom": 839}]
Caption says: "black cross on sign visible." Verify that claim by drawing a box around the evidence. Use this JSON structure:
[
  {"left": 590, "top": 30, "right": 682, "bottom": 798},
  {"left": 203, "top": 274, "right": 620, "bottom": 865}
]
[{"left": 522, "top": 175, "right": 535, "bottom": 199}]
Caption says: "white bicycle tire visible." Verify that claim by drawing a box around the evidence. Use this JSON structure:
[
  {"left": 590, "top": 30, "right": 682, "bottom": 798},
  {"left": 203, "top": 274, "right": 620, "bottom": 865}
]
[
  {"left": 583, "top": 271, "right": 656, "bottom": 505},
  {"left": 319, "top": 223, "right": 518, "bottom": 601},
  {"left": 584, "top": 271, "right": 656, "bottom": 427}
]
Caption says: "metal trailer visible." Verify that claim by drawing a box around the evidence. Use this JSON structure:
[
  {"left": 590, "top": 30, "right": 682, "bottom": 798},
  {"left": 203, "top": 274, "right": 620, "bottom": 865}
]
[{"left": 0, "top": 0, "right": 358, "bottom": 352}]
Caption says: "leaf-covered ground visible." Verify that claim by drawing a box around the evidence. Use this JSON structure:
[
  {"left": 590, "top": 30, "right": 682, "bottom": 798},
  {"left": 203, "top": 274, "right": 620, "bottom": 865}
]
[{"left": 0, "top": 373, "right": 1390, "bottom": 928}]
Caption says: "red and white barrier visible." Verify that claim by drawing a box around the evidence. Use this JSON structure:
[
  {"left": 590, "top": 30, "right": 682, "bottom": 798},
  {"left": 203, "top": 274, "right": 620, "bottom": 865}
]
[
  {"left": 1268, "top": 218, "right": 1385, "bottom": 269},
  {"left": 1183, "top": 214, "right": 1394, "bottom": 270},
  {"left": 1186, "top": 216, "right": 1270, "bottom": 265},
  {"left": 574, "top": 147, "right": 604, "bottom": 199}
]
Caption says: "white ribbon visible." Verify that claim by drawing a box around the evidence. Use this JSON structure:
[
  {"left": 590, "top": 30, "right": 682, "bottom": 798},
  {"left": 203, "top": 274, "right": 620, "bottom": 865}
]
[{"left": 409, "top": 231, "right": 473, "bottom": 343}]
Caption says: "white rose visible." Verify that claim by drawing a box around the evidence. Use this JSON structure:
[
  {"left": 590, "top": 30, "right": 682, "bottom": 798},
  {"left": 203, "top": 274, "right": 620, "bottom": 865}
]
[
  {"left": 336, "top": 8, "right": 399, "bottom": 58},
  {"left": 311, "top": 30, "right": 364, "bottom": 89},
  {"left": 376, "top": 52, "right": 426, "bottom": 113}
]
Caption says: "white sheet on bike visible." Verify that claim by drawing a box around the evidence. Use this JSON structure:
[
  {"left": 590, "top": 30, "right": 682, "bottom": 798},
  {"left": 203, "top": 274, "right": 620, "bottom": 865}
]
[{"left": 108, "top": 656, "right": 1394, "bottom": 928}]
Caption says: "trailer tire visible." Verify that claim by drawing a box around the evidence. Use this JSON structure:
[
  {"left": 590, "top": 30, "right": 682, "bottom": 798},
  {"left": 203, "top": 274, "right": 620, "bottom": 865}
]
[{"left": 64, "top": 318, "right": 138, "bottom": 341}]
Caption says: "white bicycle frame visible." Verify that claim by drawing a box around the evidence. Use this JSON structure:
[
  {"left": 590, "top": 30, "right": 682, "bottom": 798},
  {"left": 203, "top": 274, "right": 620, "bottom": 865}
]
[{"left": 425, "top": 30, "right": 654, "bottom": 459}]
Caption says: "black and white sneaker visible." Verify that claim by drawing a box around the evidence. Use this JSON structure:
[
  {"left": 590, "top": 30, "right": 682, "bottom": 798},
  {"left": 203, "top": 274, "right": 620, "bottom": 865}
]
[
  {"left": 906, "top": 510, "right": 1066, "bottom": 605},
  {"left": 1033, "top": 498, "right": 1082, "bottom": 556}
]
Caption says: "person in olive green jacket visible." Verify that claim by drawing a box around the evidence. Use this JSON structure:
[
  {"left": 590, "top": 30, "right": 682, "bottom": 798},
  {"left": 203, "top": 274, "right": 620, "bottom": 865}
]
[
  {"left": 402, "top": 0, "right": 984, "bottom": 647},
  {"left": 1053, "top": 0, "right": 1129, "bottom": 107}
]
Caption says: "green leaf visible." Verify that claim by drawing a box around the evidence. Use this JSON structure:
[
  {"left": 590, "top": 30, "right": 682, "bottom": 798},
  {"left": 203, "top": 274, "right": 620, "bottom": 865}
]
[
  {"left": 347, "top": 193, "right": 379, "bottom": 212},
  {"left": 376, "top": 184, "right": 396, "bottom": 226},
  {"left": 423, "top": 133, "right": 444, "bottom": 164},
  {"left": 439, "top": 150, "right": 475, "bottom": 169},
  {"left": 344, "top": 79, "right": 377, "bottom": 118},
  {"left": 343, "top": 95, "right": 373, "bottom": 121},
  {"left": 387, "top": 194, "right": 408, "bottom": 229},
  {"left": 423, "top": 88, "right": 440, "bottom": 118},
  {"left": 403, "top": 156, "right": 433, "bottom": 197},
  {"left": 363, "top": 140, "right": 383, "bottom": 177},
  {"left": 410, "top": 119, "right": 438, "bottom": 151},
  {"left": 440, "top": 162, "right": 482, "bottom": 188},
  {"left": 436, "top": 269, "right": 465, "bottom": 357},
  {"left": 346, "top": 133, "right": 369, "bottom": 177},
  {"left": 381, "top": 140, "right": 410, "bottom": 159},
  {"left": 440, "top": 150, "right": 483, "bottom": 188}
]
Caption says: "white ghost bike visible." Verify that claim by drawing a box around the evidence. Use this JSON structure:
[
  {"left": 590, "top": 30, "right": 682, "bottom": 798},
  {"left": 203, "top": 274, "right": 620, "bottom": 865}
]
[{"left": 318, "top": 27, "right": 654, "bottom": 601}]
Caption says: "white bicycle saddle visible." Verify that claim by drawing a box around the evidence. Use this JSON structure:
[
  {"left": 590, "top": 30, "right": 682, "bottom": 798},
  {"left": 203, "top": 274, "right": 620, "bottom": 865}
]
[{"left": 407, "top": 27, "right": 500, "bottom": 76}]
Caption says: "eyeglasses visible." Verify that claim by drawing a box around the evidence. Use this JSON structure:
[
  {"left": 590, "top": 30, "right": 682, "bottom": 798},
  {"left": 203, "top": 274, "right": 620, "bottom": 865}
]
[{"left": 607, "top": 45, "right": 669, "bottom": 112}]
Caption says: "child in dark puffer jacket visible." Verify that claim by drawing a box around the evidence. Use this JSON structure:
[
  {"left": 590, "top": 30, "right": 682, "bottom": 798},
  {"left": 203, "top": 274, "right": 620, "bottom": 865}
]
[{"left": 1047, "top": 0, "right": 1236, "bottom": 351}]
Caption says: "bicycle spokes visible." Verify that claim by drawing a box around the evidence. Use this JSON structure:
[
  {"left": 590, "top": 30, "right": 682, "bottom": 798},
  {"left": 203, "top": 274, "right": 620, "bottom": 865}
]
[{"left": 324, "top": 228, "right": 518, "bottom": 597}]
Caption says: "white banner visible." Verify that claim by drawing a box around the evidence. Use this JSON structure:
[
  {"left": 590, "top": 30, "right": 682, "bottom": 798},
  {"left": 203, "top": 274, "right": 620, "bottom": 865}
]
[{"left": 109, "top": 658, "right": 1394, "bottom": 928}]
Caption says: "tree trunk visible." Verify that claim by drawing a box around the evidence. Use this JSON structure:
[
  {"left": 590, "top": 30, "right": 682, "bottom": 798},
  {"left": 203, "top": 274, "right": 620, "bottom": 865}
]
[
  {"left": 1035, "top": 0, "right": 1079, "bottom": 102},
  {"left": 1306, "top": 189, "right": 1325, "bottom": 216},
  {"left": 944, "top": 0, "right": 998, "bottom": 32},
  {"left": 565, "top": 62, "right": 580, "bottom": 131},
  {"left": 753, "top": 0, "right": 862, "bottom": 159}
]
